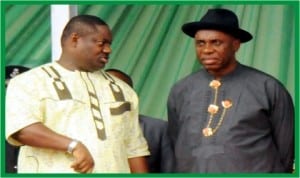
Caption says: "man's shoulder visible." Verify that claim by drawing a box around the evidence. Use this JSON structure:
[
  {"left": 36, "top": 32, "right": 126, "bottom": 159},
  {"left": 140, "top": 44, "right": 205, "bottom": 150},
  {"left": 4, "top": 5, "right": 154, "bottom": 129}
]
[
  {"left": 9, "top": 63, "right": 51, "bottom": 82},
  {"left": 171, "top": 70, "right": 204, "bottom": 92},
  {"left": 139, "top": 115, "right": 167, "bottom": 140},
  {"left": 240, "top": 64, "right": 284, "bottom": 84},
  {"left": 139, "top": 115, "right": 167, "bottom": 126}
]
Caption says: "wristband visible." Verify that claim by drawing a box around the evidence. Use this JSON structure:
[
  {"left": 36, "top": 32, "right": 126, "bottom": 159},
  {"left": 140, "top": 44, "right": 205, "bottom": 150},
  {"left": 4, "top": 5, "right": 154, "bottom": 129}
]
[{"left": 67, "top": 140, "right": 79, "bottom": 154}]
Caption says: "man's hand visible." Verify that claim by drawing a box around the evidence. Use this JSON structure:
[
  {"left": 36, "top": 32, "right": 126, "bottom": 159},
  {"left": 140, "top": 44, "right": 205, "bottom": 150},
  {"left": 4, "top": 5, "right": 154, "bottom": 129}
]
[{"left": 70, "top": 142, "right": 95, "bottom": 173}]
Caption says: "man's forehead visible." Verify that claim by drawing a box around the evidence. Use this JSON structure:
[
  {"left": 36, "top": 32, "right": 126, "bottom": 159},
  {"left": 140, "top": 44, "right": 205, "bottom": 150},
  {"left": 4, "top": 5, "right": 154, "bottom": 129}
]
[
  {"left": 88, "top": 25, "right": 112, "bottom": 41},
  {"left": 195, "top": 30, "right": 234, "bottom": 40}
]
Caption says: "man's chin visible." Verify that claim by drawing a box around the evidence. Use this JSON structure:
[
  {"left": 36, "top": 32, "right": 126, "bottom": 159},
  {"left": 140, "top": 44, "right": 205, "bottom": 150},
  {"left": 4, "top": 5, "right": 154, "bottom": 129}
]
[
  {"left": 87, "top": 64, "right": 105, "bottom": 72},
  {"left": 202, "top": 64, "right": 220, "bottom": 70}
]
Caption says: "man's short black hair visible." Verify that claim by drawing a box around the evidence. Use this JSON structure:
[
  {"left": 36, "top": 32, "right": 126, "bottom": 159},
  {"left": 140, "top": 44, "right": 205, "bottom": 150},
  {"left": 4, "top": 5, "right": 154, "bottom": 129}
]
[{"left": 61, "top": 14, "right": 108, "bottom": 45}]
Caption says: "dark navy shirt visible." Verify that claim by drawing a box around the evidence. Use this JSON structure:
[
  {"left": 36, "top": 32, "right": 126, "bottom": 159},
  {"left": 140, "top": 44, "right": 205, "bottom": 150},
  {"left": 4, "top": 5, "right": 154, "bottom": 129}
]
[{"left": 167, "top": 63, "right": 294, "bottom": 173}]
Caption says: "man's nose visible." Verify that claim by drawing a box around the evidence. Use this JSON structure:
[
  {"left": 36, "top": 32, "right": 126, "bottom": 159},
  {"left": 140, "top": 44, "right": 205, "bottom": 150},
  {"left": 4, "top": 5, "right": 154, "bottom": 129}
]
[
  {"left": 203, "top": 44, "right": 214, "bottom": 53},
  {"left": 103, "top": 44, "right": 112, "bottom": 53}
]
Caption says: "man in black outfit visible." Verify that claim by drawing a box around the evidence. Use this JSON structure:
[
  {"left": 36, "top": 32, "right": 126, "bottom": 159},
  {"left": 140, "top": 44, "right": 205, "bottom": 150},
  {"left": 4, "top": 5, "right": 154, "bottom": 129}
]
[{"left": 167, "top": 8, "right": 294, "bottom": 172}]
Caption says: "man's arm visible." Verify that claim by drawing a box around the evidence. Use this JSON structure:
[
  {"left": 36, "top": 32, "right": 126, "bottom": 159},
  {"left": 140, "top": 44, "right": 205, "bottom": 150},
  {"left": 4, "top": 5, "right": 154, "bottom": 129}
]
[
  {"left": 267, "top": 81, "right": 294, "bottom": 172},
  {"left": 128, "top": 156, "right": 149, "bottom": 173},
  {"left": 12, "top": 122, "right": 94, "bottom": 173}
]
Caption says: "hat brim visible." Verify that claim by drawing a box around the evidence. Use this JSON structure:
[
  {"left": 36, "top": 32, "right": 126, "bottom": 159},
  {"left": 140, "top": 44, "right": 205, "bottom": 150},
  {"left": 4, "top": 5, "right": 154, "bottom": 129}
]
[{"left": 182, "top": 22, "right": 253, "bottom": 43}]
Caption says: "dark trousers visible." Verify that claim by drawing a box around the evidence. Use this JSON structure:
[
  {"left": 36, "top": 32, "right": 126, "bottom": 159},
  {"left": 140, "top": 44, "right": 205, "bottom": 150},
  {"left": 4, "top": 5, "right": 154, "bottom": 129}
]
[{"left": 5, "top": 141, "right": 19, "bottom": 173}]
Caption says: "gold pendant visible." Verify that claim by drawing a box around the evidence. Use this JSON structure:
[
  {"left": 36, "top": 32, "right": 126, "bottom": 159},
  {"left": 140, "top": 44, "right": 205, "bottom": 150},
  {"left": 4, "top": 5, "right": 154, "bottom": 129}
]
[{"left": 202, "top": 127, "right": 213, "bottom": 137}]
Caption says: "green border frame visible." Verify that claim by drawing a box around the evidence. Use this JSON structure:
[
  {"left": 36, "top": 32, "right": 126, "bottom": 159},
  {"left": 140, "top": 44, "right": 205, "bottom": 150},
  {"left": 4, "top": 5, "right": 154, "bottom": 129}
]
[{"left": 1, "top": 1, "right": 299, "bottom": 178}]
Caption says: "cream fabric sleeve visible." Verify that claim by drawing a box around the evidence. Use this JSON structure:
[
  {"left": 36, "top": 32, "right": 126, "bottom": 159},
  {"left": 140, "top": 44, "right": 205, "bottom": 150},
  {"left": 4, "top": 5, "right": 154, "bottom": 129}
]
[
  {"left": 5, "top": 71, "right": 43, "bottom": 146},
  {"left": 123, "top": 88, "right": 150, "bottom": 158}
]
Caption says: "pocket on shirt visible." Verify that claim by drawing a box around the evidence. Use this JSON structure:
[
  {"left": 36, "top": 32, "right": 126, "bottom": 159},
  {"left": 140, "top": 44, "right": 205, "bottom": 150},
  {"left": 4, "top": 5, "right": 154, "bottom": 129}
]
[{"left": 102, "top": 101, "right": 131, "bottom": 139}]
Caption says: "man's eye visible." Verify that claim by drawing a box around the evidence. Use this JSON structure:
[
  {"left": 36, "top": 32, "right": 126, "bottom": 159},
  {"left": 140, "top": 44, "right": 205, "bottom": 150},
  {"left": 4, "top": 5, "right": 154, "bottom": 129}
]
[
  {"left": 196, "top": 41, "right": 205, "bottom": 46},
  {"left": 213, "top": 41, "right": 222, "bottom": 46},
  {"left": 97, "top": 41, "right": 104, "bottom": 46}
]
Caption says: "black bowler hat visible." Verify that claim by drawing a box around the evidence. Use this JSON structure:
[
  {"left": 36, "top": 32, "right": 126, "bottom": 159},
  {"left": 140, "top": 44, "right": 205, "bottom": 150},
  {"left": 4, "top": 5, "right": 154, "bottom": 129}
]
[
  {"left": 6, "top": 65, "right": 30, "bottom": 80},
  {"left": 182, "top": 8, "right": 253, "bottom": 43}
]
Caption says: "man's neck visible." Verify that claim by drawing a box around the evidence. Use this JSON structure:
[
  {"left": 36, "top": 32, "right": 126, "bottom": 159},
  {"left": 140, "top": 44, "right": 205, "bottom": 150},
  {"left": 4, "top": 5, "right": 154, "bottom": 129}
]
[{"left": 207, "top": 60, "right": 238, "bottom": 79}]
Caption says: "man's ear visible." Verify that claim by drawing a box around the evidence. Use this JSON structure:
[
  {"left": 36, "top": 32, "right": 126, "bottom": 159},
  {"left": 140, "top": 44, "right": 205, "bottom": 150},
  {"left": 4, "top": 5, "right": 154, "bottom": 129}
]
[
  {"left": 233, "top": 39, "right": 241, "bottom": 52},
  {"left": 70, "top": 33, "right": 79, "bottom": 46}
]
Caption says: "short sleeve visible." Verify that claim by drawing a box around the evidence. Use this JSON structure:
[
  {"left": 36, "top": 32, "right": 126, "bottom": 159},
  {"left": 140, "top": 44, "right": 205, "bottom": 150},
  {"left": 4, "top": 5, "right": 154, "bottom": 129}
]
[{"left": 6, "top": 74, "right": 43, "bottom": 146}]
